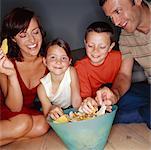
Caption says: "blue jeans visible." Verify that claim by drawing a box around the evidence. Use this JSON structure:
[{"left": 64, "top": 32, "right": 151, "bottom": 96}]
[{"left": 114, "top": 81, "right": 151, "bottom": 129}]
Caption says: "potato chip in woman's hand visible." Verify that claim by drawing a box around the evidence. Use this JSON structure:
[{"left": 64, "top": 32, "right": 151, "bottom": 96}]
[{"left": 1, "top": 38, "right": 8, "bottom": 54}]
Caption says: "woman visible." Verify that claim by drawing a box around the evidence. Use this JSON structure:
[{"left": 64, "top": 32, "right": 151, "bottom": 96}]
[{"left": 0, "top": 7, "right": 49, "bottom": 146}]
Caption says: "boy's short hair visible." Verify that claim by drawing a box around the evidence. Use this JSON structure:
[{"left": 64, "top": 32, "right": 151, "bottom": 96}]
[
  {"left": 45, "top": 38, "right": 71, "bottom": 59},
  {"left": 85, "top": 21, "right": 114, "bottom": 43}
]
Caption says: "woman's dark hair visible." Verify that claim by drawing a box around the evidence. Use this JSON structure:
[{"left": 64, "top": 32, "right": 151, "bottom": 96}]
[
  {"left": 1, "top": 7, "right": 46, "bottom": 61},
  {"left": 46, "top": 38, "right": 71, "bottom": 59},
  {"left": 85, "top": 21, "right": 114, "bottom": 43}
]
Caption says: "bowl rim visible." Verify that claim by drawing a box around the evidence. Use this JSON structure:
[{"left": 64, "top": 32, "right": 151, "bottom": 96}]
[{"left": 48, "top": 105, "right": 118, "bottom": 126}]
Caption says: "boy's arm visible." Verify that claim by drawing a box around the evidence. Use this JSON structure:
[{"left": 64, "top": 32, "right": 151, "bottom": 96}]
[
  {"left": 37, "top": 84, "right": 52, "bottom": 116},
  {"left": 74, "top": 62, "right": 92, "bottom": 99},
  {"left": 70, "top": 66, "right": 82, "bottom": 108}
]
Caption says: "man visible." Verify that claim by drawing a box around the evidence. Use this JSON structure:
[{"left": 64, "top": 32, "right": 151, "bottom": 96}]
[{"left": 97, "top": 0, "right": 151, "bottom": 128}]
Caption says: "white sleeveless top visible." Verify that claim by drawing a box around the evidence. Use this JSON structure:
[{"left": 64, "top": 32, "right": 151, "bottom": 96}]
[{"left": 40, "top": 67, "right": 71, "bottom": 108}]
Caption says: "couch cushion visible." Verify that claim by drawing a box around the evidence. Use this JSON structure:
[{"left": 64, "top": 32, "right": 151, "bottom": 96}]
[
  {"left": 132, "top": 61, "right": 146, "bottom": 82},
  {"left": 71, "top": 48, "right": 86, "bottom": 65}
]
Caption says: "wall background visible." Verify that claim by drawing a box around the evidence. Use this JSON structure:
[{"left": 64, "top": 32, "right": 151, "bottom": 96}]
[{"left": 1, "top": 0, "right": 120, "bottom": 50}]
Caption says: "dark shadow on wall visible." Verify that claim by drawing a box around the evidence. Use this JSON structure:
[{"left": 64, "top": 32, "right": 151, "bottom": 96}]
[{"left": 1, "top": 0, "right": 121, "bottom": 50}]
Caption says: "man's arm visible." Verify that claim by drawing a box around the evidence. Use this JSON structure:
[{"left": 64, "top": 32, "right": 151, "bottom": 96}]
[
  {"left": 111, "top": 57, "right": 134, "bottom": 102},
  {"left": 95, "top": 57, "right": 134, "bottom": 105}
]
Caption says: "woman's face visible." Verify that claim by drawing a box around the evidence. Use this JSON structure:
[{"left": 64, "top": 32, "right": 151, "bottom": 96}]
[{"left": 13, "top": 17, "right": 42, "bottom": 57}]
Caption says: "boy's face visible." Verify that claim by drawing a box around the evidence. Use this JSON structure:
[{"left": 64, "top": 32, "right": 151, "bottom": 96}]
[
  {"left": 85, "top": 31, "right": 114, "bottom": 66},
  {"left": 44, "top": 45, "right": 71, "bottom": 76},
  {"left": 102, "top": 0, "right": 142, "bottom": 33}
]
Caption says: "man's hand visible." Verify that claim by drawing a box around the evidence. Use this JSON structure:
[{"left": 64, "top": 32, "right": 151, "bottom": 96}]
[{"left": 95, "top": 86, "right": 118, "bottom": 106}]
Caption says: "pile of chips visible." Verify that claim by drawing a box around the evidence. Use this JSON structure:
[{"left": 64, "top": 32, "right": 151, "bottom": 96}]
[{"left": 53, "top": 104, "right": 107, "bottom": 123}]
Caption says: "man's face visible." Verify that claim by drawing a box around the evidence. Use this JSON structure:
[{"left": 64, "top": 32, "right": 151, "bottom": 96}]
[{"left": 102, "top": 0, "right": 142, "bottom": 33}]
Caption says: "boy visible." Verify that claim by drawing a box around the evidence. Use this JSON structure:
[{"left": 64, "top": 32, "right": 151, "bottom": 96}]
[{"left": 74, "top": 21, "right": 122, "bottom": 113}]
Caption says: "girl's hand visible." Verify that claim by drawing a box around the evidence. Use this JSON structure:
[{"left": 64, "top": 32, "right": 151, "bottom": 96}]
[
  {"left": 78, "top": 97, "right": 98, "bottom": 114},
  {"left": 0, "top": 50, "right": 15, "bottom": 76},
  {"left": 48, "top": 105, "right": 64, "bottom": 120}
]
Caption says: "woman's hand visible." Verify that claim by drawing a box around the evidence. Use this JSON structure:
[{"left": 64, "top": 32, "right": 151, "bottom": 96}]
[
  {"left": 48, "top": 105, "right": 64, "bottom": 120},
  {"left": 0, "top": 50, "right": 15, "bottom": 76},
  {"left": 78, "top": 97, "right": 98, "bottom": 114}
]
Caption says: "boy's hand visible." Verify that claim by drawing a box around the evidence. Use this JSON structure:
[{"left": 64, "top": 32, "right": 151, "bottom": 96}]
[
  {"left": 78, "top": 97, "right": 98, "bottom": 114},
  {"left": 48, "top": 105, "right": 64, "bottom": 120},
  {"left": 95, "top": 87, "right": 118, "bottom": 109}
]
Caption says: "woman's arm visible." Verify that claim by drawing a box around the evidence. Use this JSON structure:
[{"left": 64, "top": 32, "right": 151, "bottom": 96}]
[
  {"left": 70, "top": 66, "right": 82, "bottom": 108},
  {"left": 0, "top": 51, "right": 23, "bottom": 111}
]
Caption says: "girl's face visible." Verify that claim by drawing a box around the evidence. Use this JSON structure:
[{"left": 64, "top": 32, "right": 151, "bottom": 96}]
[
  {"left": 13, "top": 17, "right": 42, "bottom": 57},
  {"left": 45, "top": 45, "right": 71, "bottom": 76},
  {"left": 85, "top": 31, "right": 114, "bottom": 66}
]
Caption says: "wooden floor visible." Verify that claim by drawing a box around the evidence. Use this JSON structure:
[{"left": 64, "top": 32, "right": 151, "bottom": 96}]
[{"left": 1, "top": 123, "right": 151, "bottom": 150}]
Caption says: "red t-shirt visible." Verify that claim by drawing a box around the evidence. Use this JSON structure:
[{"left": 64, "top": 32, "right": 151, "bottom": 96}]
[{"left": 74, "top": 50, "right": 122, "bottom": 99}]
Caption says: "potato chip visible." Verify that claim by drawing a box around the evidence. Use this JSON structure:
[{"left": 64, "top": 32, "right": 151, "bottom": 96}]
[
  {"left": 1, "top": 38, "right": 8, "bottom": 54},
  {"left": 52, "top": 105, "right": 107, "bottom": 123},
  {"left": 53, "top": 114, "right": 69, "bottom": 123}
]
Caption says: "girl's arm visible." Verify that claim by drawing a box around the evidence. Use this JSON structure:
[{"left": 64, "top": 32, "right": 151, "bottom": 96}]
[
  {"left": 70, "top": 66, "right": 82, "bottom": 108},
  {"left": 37, "top": 84, "right": 64, "bottom": 120},
  {"left": 37, "top": 83, "right": 52, "bottom": 116}
]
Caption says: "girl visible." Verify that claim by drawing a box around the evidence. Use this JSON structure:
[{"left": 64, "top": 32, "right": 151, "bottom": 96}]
[{"left": 37, "top": 38, "right": 82, "bottom": 120}]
